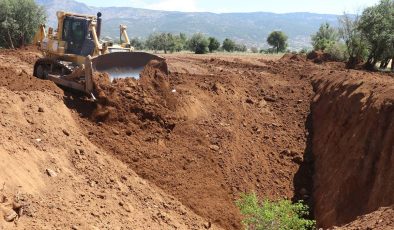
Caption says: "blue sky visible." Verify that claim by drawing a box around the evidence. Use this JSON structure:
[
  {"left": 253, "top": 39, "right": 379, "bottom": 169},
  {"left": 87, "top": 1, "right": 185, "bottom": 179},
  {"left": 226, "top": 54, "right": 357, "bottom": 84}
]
[{"left": 80, "top": 0, "right": 380, "bottom": 14}]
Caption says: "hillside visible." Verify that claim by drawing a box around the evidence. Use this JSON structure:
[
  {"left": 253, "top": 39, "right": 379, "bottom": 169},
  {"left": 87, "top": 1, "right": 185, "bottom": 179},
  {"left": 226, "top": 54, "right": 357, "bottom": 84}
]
[{"left": 35, "top": 0, "right": 340, "bottom": 49}]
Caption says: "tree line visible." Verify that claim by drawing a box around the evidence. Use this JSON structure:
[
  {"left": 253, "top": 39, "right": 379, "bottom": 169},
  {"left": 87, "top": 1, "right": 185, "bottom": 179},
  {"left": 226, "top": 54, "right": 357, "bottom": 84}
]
[
  {"left": 130, "top": 31, "right": 289, "bottom": 54},
  {"left": 130, "top": 32, "right": 250, "bottom": 54},
  {"left": 310, "top": 0, "right": 393, "bottom": 70}
]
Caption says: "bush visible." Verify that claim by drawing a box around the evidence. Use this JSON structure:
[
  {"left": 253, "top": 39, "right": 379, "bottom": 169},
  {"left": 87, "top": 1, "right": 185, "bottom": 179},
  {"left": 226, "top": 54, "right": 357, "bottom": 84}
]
[
  {"left": 236, "top": 193, "right": 315, "bottom": 230},
  {"left": 325, "top": 42, "right": 348, "bottom": 61},
  {"left": 188, "top": 33, "right": 209, "bottom": 54}
]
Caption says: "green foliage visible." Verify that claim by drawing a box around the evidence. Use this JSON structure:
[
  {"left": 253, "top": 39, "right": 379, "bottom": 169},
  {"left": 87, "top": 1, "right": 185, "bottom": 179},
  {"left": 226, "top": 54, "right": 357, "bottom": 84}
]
[
  {"left": 130, "top": 37, "right": 145, "bottom": 50},
  {"left": 208, "top": 37, "right": 220, "bottom": 52},
  {"left": 311, "top": 23, "right": 339, "bottom": 51},
  {"left": 145, "top": 32, "right": 176, "bottom": 53},
  {"left": 235, "top": 43, "right": 247, "bottom": 52},
  {"left": 0, "top": 0, "right": 46, "bottom": 48},
  {"left": 222, "top": 38, "right": 236, "bottom": 52},
  {"left": 338, "top": 13, "right": 369, "bottom": 67},
  {"left": 172, "top": 33, "right": 188, "bottom": 52},
  {"left": 187, "top": 33, "right": 209, "bottom": 54},
  {"left": 358, "top": 0, "right": 394, "bottom": 69},
  {"left": 236, "top": 193, "right": 315, "bottom": 230},
  {"left": 325, "top": 42, "right": 348, "bottom": 61},
  {"left": 267, "top": 31, "right": 288, "bottom": 53}
]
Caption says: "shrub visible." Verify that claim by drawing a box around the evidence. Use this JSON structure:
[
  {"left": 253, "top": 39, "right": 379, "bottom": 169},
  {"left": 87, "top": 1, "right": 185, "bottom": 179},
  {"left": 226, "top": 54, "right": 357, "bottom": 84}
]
[
  {"left": 325, "top": 42, "right": 348, "bottom": 61},
  {"left": 236, "top": 193, "right": 315, "bottom": 230},
  {"left": 311, "top": 23, "right": 339, "bottom": 51},
  {"left": 188, "top": 33, "right": 209, "bottom": 54}
]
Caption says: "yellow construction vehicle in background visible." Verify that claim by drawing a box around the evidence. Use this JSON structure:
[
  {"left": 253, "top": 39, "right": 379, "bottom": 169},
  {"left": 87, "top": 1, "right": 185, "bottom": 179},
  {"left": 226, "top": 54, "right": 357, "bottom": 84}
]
[{"left": 33, "top": 11, "right": 166, "bottom": 95}]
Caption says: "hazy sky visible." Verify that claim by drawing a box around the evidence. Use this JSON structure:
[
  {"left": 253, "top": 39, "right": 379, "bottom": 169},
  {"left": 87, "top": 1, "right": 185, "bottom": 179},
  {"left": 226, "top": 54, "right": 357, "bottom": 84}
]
[{"left": 80, "top": 0, "right": 380, "bottom": 14}]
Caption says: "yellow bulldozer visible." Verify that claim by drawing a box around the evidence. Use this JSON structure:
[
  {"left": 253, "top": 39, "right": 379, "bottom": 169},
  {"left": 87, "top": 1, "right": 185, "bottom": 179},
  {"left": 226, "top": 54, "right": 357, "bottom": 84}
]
[{"left": 33, "top": 11, "right": 166, "bottom": 96}]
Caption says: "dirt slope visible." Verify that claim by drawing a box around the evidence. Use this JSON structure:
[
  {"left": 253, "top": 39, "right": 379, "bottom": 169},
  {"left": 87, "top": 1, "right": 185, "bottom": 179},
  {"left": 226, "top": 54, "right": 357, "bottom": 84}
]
[
  {"left": 1, "top": 47, "right": 393, "bottom": 229},
  {"left": 69, "top": 53, "right": 316, "bottom": 229},
  {"left": 0, "top": 48, "right": 220, "bottom": 230},
  {"left": 336, "top": 206, "right": 394, "bottom": 230},
  {"left": 311, "top": 69, "right": 394, "bottom": 228}
]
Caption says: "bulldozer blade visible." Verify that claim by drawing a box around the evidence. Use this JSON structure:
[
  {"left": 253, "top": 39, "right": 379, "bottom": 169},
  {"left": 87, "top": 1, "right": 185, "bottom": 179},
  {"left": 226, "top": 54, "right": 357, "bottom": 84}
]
[{"left": 91, "top": 52, "right": 167, "bottom": 79}]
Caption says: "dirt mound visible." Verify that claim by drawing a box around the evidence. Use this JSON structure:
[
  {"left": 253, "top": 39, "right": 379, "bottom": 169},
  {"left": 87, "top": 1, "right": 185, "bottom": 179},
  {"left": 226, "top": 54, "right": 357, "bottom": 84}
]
[
  {"left": 91, "top": 60, "right": 177, "bottom": 133},
  {"left": 336, "top": 206, "right": 394, "bottom": 230},
  {"left": 0, "top": 66, "right": 61, "bottom": 93},
  {"left": 307, "top": 50, "right": 333, "bottom": 63},
  {"left": 70, "top": 54, "right": 316, "bottom": 229},
  {"left": 280, "top": 53, "right": 306, "bottom": 62},
  {"left": 311, "top": 69, "right": 394, "bottom": 228},
  {"left": 0, "top": 57, "right": 221, "bottom": 229}
]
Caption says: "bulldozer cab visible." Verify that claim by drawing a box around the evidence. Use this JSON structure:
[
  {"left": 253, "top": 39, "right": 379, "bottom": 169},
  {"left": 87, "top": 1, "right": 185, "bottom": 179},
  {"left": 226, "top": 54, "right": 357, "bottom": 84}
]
[{"left": 62, "top": 16, "right": 95, "bottom": 56}]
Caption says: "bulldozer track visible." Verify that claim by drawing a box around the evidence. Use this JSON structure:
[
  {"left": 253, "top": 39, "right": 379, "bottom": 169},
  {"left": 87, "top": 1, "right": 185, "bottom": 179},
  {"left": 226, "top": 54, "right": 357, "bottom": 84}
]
[{"left": 33, "top": 58, "right": 74, "bottom": 78}]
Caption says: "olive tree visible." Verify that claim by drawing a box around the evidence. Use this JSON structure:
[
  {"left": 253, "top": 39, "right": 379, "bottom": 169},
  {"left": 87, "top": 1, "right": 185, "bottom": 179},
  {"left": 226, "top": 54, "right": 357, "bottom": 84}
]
[
  {"left": 267, "top": 31, "right": 288, "bottom": 53},
  {"left": 208, "top": 37, "right": 220, "bottom": 53},
  {"left": 358, "top": 0, "right": 394, "bottom": 70},
  {"left": 0, "top": 0, "right": 46, "bottom": 48},
  {"left": 222, "top": 38, "right": 236, "bottom": 52},
  {"left": 311, "top": 23, "right": 339, "bottom": 51},
  {"left": 338, "top": 13, "right": 369, "bottom": 68},
  {"left": 188, "top": 33, "right": 209, "bottom": 54}
]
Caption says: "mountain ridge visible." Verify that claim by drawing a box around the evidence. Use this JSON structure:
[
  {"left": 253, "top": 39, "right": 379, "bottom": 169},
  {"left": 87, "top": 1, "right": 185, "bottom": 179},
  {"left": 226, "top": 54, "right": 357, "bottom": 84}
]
[{"left": 35, "top": 0, "right": 341, "bottom": 49}]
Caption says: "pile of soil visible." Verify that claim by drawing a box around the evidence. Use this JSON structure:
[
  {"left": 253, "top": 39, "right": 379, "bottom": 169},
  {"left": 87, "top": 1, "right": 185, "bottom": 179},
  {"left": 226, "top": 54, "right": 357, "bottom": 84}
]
[
  {"left": 0, "top": 48, "right": 221, "bottom": 230},
  {"left": 307, "top": 50, "right": 333, "bottom": 63},
  {"left": 71, "top": 53, "right": 316, "bottom": 229},
  {"left": 280, "top": 53, "right": 306, "bottom": 62},
  {"left": 337, "top": 206, "right": 394, "bottom": 230},
  {"left": 90, "top": 59, "right": 178, "bottom": 135}
]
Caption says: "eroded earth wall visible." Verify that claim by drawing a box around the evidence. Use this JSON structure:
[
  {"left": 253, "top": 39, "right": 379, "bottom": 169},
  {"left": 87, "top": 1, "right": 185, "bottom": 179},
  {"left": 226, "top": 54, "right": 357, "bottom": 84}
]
[{"left": 311, "top": 73, "right": 394, "bottom": 228}]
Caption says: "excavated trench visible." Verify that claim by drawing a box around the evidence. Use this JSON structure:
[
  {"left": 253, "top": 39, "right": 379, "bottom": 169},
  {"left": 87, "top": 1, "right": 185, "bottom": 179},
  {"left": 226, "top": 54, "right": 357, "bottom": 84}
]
[
  {"left": 62, "top": 55, "right": 394, "bottom": 229},
  {"left": 57, "top": 54, "right": 394, "bottom": 230},
  {"left": 1, "top": 48, "right": 393, "bottom": 229},
  {"left": 309, "top": 73, "right": 394, "bottom": 228}
]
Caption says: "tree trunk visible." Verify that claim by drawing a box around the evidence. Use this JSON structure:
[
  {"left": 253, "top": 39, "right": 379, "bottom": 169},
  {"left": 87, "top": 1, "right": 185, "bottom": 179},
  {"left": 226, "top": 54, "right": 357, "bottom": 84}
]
[
  {"left": 19, "top": 34, "right": 25, "bottom": 48},
  {"left": 391, "top": 58, "right": 394, "bottom": 72},
  {"left": 380, "top": 58, "right": 390, "bottom": 69},
  {"left": 6, "top": 28, "right": 14, "bottom": 49},
  {"left": 364, "top": 55, "right": 377, "bottom": 71}
]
